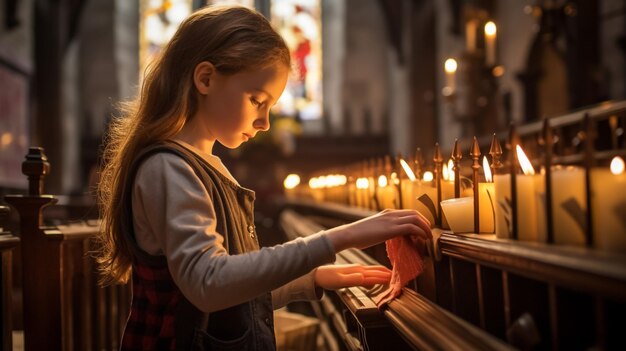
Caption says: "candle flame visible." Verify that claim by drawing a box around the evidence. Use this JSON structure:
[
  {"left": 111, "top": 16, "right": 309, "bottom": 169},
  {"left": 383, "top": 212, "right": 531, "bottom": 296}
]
[
  {"left": 482, "top": 156, "right": 493, "bottom": 182},
  {"left": 610, "top": 156, "right": 625, "bottom": 175},
  {"left": 442, "top": 162, "right": 449, "bottom": 181},
  {"left": 283, "top": 174, "right": 300, "bottom": 189},
  {"left": 356, "top": 177, "right": 369, "bottom": 189},
  {"left": 378, "top": 175, "right": 388, "bottom": 187},
  {"left": 444, "top": 58, "right": 457, "bottom": 73},
  {"left": 423, "top": 171, "right": 434, "bottom": 182},
  {"left": 485, "top": 21, "right": 496, "bottom": 36},
  {"left": 400, "top": 159, "right": 416, "bottom": 181},
  {"left": 516, "top": 145, "right": 535, "bottom": 175}
]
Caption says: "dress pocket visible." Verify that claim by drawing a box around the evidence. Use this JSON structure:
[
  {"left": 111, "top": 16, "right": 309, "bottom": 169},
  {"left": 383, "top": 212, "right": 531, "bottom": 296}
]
[{"left": 191, "top": 326, "right": 253, "bottom": 351}]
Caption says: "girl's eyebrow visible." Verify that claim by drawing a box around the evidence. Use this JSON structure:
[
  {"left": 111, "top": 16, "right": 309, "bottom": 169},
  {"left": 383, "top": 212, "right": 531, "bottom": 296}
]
[{"left": 252, "top": 89, "right": 274, "bottom": 101}]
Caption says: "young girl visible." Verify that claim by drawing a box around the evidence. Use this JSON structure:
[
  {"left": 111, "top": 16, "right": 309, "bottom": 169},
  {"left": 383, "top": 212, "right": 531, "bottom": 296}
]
[{"left": 97, "top": 5, "right": 431, "bottom": 350}]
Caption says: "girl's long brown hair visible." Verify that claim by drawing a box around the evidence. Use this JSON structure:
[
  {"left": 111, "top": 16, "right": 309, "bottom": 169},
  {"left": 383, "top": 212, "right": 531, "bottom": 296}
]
[{"left": 97, "top": 5, "right": 290, "bottom": 285}]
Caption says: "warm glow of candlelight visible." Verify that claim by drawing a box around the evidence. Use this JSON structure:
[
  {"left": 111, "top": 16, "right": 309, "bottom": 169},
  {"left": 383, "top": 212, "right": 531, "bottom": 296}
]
[
  {"left": 378, "top": 175, "right": 388, "bottom": 187},
  {"left": 442, "top": 163, "right": 449, "bottom": 181},
  {"left": 444, "top": 58, "right": 457, "bottom": 73},
  {"left": 483, "top": 156, "right": 493, "bottom": 182},
  {"left": 391, "top": 172, "right": 400, "bottom": 185},
  {"left": 309, "top": 177, "right": 319, "bottom": 189},
  {"left": 400, "top": 159, "right": 416, "bottom": 181},
  {"left": 283, "top": 174, "right": 300, "bottom": 189},
  {"left": 423, "top": 171, "right": 434, "bottom": 182},
  {"left": 484, "top": 21, "right": 496, "bottom": 36},
  {"left": 516, "top": 145, "right": 535, "bottom": 175},
  {"left": 447, "top": 159, "right": 455, "bottom": 181},
  {"left": 610, "top": 156, "right": 625, "bottom": 175},
  {"left": 356, "top": 177, "right": 369, "bottom": 189}
]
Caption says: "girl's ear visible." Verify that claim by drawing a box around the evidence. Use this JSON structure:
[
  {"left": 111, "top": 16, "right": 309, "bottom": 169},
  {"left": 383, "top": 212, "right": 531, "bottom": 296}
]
[{"left": 193, "top": 61, "right": 216, "bottom": 95}]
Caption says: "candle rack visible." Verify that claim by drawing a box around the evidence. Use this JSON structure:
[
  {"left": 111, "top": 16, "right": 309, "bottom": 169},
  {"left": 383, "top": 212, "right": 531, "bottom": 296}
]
[{"left": 294, "top": 100, "right": 626, "bottom": 254}]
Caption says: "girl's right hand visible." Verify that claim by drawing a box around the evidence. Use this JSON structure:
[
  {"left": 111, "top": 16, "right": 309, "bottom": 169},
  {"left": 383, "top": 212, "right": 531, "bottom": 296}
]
[{"left": 324, "top": 209, "right": 432, "bottom": 252}]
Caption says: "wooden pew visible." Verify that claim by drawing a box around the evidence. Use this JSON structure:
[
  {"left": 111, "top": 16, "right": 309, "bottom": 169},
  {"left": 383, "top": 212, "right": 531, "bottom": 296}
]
[
  {"left": 4, "top": 147, "right": 130, "bottom": 351},
  {"left": 0, "top": 206, "right": 19, "bottom": 351}
]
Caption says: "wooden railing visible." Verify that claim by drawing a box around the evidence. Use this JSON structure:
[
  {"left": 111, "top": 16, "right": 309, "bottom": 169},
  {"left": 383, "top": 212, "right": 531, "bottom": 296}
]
[
  {"left": 280, "top": 205, "right": 513, "bottom": 350},
  {"left": 280, "top": 199, "right": 626, "bottom": 350},
  {"left": 3, "top": 147, "right": 130, "bottom": 351},
  {"left": 0, "top": 205, "right": 19, "bottom": 351}
]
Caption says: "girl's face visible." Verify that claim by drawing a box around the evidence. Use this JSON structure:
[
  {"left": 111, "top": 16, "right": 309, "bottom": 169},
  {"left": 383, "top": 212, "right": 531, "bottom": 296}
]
[{"left": 196, "top": 62, "right": 289, "bottom": 149}]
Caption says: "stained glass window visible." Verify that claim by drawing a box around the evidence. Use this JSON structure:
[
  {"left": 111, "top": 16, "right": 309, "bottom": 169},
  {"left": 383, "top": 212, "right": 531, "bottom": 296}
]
[
  {"left": 139, "top": 0, "right": 193, "bottom": 78},
  {"left": 271, "top": 0, "right": 322, "bottom": 121}
]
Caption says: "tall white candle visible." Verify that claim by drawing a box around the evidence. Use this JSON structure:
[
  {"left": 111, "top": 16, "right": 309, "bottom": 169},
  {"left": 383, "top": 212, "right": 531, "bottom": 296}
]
[
  {"left": 399, "top": 159, "right": 417, "bottom": 210},
  {"left": 478, "top": 156, "right": 496, "bottom": 233},
  {"left": 516, "top": 146, "right": 546, "bottom": 242},
  {"left": 552, "top": 166, "right": 586, "bottom": 246},
  {"left": 484, "top": 21, "right": 497, "bottom": 66},
  {"left": 494, "top": 174, "right": 512, "bottom": 238},
  {"left": 592, "top": 157, "right": 626, "bottom": 252},
  {"left": 444, "top": 58, "right": 457, "bottom": 91}
]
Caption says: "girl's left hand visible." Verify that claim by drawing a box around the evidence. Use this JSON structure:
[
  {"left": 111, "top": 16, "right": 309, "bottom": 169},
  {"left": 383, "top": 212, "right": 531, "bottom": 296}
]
[{"left": 314, "top": 264, "right": 392, "bottom": 290}]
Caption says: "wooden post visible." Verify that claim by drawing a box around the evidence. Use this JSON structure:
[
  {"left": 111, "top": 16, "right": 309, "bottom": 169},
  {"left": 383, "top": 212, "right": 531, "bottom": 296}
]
[
  {"left": 4, "top": 148, "right": 61, "bottom": 351},
  {"left": 434, "top": 143, "right": 444, "bottom": 226},
  {"left": 470, "top": 137, "right": 481, "bottom": 233},
  {"left": 0, "top": 206, "right": 19, "bottom": 351},
  {"left": 452, "top": 139, "right": 462, "bottom": 198},
  {"left": 508, "top": 125, "right": 520, "bottom": 240}
]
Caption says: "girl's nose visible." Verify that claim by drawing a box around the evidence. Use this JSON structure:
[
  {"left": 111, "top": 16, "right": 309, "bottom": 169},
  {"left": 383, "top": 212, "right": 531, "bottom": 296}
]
[{"left": 254, "top": 111, "right": 270, "bottom": 131}]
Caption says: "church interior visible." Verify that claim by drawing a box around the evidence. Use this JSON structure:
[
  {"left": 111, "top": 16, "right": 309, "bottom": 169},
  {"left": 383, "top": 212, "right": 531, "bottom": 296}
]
[{"left": 1, "top": 0, "right": 625, "bottom": 350}]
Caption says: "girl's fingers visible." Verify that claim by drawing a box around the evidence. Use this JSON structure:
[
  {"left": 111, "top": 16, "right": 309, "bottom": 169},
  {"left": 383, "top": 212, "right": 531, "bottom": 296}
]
[
  {"left": 395, "top": 215, "right": 432, "bottom": 239},
  {"left": 361, "top": 270, "right": 392, "bottom": 279},
  {"left": 361, "top": 276, "right": 391, "bottom": 286}
]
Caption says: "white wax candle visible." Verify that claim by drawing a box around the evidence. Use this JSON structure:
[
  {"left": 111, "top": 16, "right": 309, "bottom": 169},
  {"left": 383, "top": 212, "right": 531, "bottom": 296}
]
[
  {"left": 484, "top": 21, "right": 496, "bottom": 66},
  {"left": 478, "top": 182, "right": 496, "bottom": 233},
  {"left": 591, "top": 157, "right": 626, "bottom": 253},
  {"left": 494, "top": 174, "right": 512, "bottom": 238},
  {"left": 444, "top": 58, "right": 457, "bottom": 91},
  {"left": 517, "top": 174, "right": 542, "bottom": 241},
  {"left": 552, "top": 166, "right": 586, "bottom": 246},
  {"left": 401, "top": 179, "right": 416, "bottom": 210},
  {"left": 441, "top": 197, "right": 474, "bottom": 233}
]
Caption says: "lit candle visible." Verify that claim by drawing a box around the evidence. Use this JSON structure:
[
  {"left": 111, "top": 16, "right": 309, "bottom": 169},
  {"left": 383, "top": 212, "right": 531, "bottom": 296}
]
[
  {"left": 494, "top": 172, "right": 511, "bottom": 239},
  {"left": 516, "top": 146, "right": 546, "bottom": 242},
  {"left": 414, "top": 171, "right": 438, "bottom": 226},
  {"left": 591, "top": 157, "right": 626, "bottom": 253},
  {"left": 444, "top": 58, "right": 457, "bottom": 91},
  {"left": 478, "top": 156, "right": 496, "bottom": 233},
  {"left": 376, "top": 175, "right": 394, "bottom": 209},
  {"left": 441, "top": 159, "right": 456, "bottom": 200},
  {"left": 283, "top": 173, "right": 300, "bottom": 200},
  {"left": 494, "top": 146, "right": 549, "bottom": 241},
  {"left": 355, "top": 177, "right": 369, "bottom": 209},
  {"left": 484, "top": 21, "right": 497, "bottom": 66},
  {"left": 400, "top": 158, "right": 417, "bottom": 210}
]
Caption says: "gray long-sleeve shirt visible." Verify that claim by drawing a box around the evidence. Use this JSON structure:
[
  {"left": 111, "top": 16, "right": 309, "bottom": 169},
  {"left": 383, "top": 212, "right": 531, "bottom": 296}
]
[{"left": 131, "top": 143, "right": 336, "bottom": 312}]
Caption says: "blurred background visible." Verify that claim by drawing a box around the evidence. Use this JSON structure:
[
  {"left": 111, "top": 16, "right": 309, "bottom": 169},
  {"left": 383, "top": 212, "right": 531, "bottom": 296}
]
[{"left": 0, "top": 0, "right": 624, "bottom": 232}]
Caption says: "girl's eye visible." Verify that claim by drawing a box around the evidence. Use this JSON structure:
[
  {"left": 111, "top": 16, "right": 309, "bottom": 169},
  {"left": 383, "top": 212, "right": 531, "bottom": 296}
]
[{"left": 250, "top": 98, "right": 262, "bottom": 108}]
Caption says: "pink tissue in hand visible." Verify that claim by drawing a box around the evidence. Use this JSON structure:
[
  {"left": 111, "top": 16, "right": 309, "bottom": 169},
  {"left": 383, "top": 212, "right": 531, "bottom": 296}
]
[{"left": 373, "top": 235, "right": 424, "bottom": 307}]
